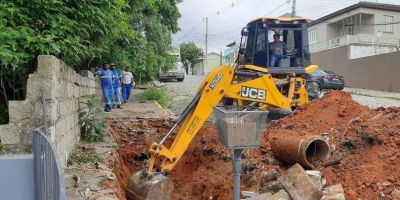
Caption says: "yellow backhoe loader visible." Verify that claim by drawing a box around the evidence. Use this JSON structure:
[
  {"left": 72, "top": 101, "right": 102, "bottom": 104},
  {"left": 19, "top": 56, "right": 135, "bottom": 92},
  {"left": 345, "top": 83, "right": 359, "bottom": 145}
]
[{"left": 127, "top": 17, "right": 321, "bottom": 199}]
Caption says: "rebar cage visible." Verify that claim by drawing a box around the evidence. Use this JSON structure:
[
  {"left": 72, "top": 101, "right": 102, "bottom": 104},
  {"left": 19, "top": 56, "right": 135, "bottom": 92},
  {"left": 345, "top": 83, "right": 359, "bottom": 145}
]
[{"left": 213, "top": 107, "right": 269, "bottom": 149}]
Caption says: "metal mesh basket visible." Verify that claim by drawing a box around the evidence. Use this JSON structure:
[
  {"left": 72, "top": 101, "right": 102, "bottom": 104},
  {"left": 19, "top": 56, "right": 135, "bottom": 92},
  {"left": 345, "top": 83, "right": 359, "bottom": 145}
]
[{"left": 213, "top": 107, "right": 269, "bottom": 149}]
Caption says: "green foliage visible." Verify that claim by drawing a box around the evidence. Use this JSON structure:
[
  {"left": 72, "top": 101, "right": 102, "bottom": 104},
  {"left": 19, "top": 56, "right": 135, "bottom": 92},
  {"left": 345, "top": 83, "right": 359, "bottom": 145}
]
[
  {"left": 0, "top": 0, "right": 181, "bottom": 110},
  {"left": 79, "top": 95, "right": 107, "bottom": 142},
  {"left": 67, "top": 148, "right": 100, "bottom": 166},
  {"left": 139, "top": 88, "right": 167, "bottom": 107},
  {"left": 0, "top": 142, "right": 6, "bottom": 152},
  {"left": 180, "top": 42, "right": 203, "bottom": 74}
]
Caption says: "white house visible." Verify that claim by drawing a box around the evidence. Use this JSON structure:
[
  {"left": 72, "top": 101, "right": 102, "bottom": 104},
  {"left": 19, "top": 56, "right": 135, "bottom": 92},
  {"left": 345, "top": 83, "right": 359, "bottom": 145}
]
[
  {"left": 193, "top": 52, "right": 222, "bottom": 75},
  {"left": 308, "top": 1, "right": 400, "bottom": 59}
]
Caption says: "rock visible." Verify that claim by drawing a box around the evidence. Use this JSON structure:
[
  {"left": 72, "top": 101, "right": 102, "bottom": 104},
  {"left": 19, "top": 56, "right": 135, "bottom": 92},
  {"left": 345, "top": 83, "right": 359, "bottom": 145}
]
[
  {"left": 90, "top": 184, "right": 100, "bottom": 191},
  {"left": 260, "top": 169, "right": 278, "bottom": 186},
  {"left": 106, "top": 173, "right": 115, "bottom": 180},
  {"left": 380, "top": 191, "right": 385, "bottom": 198},
  {"left": 377, "top": 183, "right": 383, "bottom": 191},
  {"left": 321, "top": 184, "right": 346, "bottom": 200},
  {"left": 250, "top": 190, "right": 292, "bottom": 200},
  {"left": 268, "top": 158, "right": 282, "bottom": 166},
  {"left": 306, "top": 170, "right": 324, "bottom": 189},
  {"left": 241, "top": 191, "right": 258, "bottom": 198},
  {"left": 273, "top": 189, "right": 292, "bottom": 200},
  {"left": 391, "top": 189, "right": 400, "bottom": 199},
  {"left": 73, "top": 174, "right": 81, "bottom": 188},
  {"left": 259, "top": 180, "right": 283, "bottom": 193},
  {"left": 83, "top": 188, "right": 90, "bottom": 197},
  {"left": 250, "top": 192, "right": 273, "bottom": 200},
  {"left": 381, "top": 181, "right": 391, "bottom": 187},
  {"left": 278, "top": 164, "right": 322, "bottom": 200},
  {"left": 95, "top": 162, "right": 110, "bottom": 170}
]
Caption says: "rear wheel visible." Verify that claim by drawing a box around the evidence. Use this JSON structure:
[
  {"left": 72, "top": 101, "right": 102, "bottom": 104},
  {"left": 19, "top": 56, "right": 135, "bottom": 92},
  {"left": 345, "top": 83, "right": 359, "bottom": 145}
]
[{"left": 177, "top": 78, "right": 184, "bottom": 82}]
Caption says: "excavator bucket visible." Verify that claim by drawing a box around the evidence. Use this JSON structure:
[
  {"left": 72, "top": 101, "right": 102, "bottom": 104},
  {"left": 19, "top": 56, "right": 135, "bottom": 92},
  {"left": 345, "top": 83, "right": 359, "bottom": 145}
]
[{"left": 126, "top": 171, "right": 173, "bottom": 200}]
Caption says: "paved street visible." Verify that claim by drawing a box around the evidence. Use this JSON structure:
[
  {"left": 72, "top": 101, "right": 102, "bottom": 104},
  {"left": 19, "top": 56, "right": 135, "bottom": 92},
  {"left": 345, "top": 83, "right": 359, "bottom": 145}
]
[
  {"left": 163, "top": 75, "right": 205, "bottom": 114},
  {"left": 163, "top": 75, "right": 399, "bottom": 113}
]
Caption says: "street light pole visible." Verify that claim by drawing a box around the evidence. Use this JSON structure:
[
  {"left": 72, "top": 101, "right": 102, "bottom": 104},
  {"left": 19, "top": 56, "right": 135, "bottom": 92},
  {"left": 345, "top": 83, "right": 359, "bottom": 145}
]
[
  {"left": 291, "top": 0, "right": 296, "bottom": 17},
  {"left": 204, "top": 17, "right": 208, "bottom": 75}
]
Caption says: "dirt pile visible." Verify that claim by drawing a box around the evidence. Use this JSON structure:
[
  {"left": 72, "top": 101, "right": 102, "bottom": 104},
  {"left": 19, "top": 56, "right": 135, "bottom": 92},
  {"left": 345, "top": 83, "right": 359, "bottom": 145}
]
[
  {"left": 110, "top": 90, "right": 400, "bottom": 200},
  {"left": 265, "top": 91, "right": 400, "bottom": 200}
]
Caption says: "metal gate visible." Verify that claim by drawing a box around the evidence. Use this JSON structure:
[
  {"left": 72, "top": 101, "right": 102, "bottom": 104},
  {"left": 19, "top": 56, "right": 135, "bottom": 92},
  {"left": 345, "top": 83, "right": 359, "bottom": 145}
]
[{"left": 33, "top": 129, "right": 65, "bottom": 200}]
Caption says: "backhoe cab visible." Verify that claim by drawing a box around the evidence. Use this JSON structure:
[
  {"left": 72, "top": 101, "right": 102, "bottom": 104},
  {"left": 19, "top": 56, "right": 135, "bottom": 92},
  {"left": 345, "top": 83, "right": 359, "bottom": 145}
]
[{"left": 240, "top": 18, "right": 311, "bottom": 70}]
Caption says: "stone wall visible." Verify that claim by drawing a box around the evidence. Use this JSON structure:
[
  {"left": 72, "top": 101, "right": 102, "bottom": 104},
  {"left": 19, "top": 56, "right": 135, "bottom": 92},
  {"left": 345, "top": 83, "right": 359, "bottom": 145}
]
[{"left": 0, "top": 55, "right": 101, "bottom": 167}]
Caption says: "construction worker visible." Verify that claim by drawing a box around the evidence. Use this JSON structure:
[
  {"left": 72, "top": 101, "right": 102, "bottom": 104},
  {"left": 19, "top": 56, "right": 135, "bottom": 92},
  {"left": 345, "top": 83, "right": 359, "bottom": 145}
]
[
  {"left": 269, "top": 33, "right": 286, "bottom": 67},
  {"left": 110, "top": 63, "right": 122, "bottom": 109},
  {"left": 96, "top": 63, "right": 113, "bottom": 112},
  {"left": 122, "top": 67, "right": 134, "bottom": 103}
]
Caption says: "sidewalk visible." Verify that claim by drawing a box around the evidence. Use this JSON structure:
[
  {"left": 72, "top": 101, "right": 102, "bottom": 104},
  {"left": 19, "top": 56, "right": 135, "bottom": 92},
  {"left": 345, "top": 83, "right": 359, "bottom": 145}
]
[
  {"left": 344, "top": 87, "right": 400, "bottom": 99},
  {"left": 64, "top": 93, "right": 173, "bottom": 199}
]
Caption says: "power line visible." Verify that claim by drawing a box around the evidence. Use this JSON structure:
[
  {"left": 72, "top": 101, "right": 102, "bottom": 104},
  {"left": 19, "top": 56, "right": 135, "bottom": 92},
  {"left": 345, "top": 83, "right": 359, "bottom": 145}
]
[
  {"left": 208, "top": 1, "right": 290, "bottom": 38},
  {"left": 177, "top": 0, "right": 250, "bottom": 42},
  {"left": 208, "top": 0, "right": 250, "bottom": 19},
  {"left": 263, "top": 1, "right": 288, "bottom": 16}
]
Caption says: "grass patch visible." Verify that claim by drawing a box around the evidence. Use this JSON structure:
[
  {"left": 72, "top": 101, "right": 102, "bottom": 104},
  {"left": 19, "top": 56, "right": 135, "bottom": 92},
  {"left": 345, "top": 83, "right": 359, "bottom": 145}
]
[
  {"left": 67, "top": 148, "right": 100, "bottom": 166},
  {"left": 139, "top": 88, "right": 168, "bottom": 107}
]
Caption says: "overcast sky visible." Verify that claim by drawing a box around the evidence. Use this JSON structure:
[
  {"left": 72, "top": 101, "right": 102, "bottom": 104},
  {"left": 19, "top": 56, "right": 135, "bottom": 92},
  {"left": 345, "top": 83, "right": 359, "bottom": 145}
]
[{"left": 172, "top": 0, "right": 400, "bottom": 53}]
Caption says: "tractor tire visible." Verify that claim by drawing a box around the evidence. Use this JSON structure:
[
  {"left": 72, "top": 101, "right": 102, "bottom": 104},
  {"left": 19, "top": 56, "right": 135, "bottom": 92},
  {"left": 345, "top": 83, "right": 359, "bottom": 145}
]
[{"left": 306, "top": 80, "right": 322, "bottom": 100}]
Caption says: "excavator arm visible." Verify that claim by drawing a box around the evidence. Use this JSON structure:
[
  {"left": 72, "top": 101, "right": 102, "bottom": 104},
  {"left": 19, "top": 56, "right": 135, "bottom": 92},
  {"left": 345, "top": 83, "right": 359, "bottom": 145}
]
[
  {"left": 127, "top": 65, "right": 316, "bottom": 200},
  {"left": 145, "top": 65, "right": 311, "bottom": 174}
]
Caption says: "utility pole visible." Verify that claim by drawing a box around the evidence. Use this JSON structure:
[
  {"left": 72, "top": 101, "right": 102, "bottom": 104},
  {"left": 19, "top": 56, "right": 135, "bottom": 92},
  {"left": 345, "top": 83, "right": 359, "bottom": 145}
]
[
  {"left": 204, "top": 17, "right": 208, "bottom": 75},
  {"left": 291, "top": 0, "right": 296, "bottom": 17}
]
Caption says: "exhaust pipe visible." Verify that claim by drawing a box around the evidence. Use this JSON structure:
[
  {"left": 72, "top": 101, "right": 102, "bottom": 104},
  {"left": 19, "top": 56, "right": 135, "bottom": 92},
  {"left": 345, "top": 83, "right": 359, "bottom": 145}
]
[{"left": 270, "top": 135, "right": 331, "bottom": 169}]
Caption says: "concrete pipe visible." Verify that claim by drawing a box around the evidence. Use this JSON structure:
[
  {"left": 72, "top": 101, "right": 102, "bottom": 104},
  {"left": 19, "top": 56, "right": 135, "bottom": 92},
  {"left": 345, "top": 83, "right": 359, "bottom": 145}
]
[{"left": 270, "top": 135, "right": 331, "bottom": 169}]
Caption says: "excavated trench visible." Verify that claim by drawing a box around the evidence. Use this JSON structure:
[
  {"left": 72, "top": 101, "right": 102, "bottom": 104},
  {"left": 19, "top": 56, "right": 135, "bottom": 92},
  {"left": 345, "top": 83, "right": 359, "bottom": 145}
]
[{"left": 109, "top": 118, "right": 242, "bottom": 200}]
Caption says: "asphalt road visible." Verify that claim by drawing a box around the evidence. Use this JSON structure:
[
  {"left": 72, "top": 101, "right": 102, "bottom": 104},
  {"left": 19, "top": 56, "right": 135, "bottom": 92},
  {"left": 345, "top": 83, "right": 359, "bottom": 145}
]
[
  {"left": 163, "top": 75, "right": 400, "bottom": 114},
  {"left": 163, "top": 75, "right": 205, "bottom": 114}
]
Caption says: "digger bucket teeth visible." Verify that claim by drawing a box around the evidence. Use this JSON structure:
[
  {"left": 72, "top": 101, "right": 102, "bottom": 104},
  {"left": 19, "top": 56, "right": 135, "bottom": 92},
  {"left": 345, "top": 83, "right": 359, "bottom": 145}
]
[{"left": 126, "top": 170, "right": 173, "bottom": 200}]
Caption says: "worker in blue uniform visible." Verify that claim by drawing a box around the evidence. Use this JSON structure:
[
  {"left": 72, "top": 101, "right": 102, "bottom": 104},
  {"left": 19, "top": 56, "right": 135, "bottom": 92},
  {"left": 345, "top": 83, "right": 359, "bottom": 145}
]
[
  {"left": 96, "top": 63, "right": 114, "bottom": 112},
  {"left": 110, "top": 63, "right": 122, "bottom": 109}
]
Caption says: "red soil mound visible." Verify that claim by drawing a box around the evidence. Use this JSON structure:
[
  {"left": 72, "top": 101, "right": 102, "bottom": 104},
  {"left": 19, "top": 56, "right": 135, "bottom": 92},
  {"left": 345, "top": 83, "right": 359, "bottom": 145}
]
[{"left": 111, "top": 90, "right": 400, "bottom": 200}]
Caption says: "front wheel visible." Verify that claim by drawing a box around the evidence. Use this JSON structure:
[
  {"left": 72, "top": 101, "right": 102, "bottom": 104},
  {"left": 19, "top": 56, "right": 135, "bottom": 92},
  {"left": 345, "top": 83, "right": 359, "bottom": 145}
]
[
  {"left": 306, "top": 80, "right": 322, "bottom": 100},
  {"left": 177, "top": 78, "right": 184, "bottom": 82}
]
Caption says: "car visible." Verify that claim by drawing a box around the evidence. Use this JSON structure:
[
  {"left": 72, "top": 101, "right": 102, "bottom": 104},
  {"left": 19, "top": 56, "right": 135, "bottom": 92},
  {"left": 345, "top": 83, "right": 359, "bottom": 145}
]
[
  {"left": 159, "top": 62, "right": 185, "bottom": 82},
  {"left": 311, "top": 69, "right": 345, "bottom": 90}
]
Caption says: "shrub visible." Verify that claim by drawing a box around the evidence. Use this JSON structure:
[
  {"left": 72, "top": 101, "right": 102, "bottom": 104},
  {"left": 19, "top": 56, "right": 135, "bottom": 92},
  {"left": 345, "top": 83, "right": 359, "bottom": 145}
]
[
  {"left": 139, "top": 88, "right": 167, "bottom": 107},
  {"left": 79, "top": 95, "right": 107, "bottom": 142}
]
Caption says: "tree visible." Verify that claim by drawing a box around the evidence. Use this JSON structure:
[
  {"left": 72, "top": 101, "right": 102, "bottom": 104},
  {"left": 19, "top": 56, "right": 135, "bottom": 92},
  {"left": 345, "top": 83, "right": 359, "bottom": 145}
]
[
  {"left": 0, "top": 0, "right": 181, "bottom": 124},
  {"left": 180, "top": 42, "right": 203, "bottom": 74}
]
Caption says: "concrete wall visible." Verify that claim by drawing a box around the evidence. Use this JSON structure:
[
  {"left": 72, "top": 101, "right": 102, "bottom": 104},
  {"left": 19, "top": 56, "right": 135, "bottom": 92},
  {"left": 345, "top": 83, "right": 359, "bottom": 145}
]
[
  {"left": 312, "top": 45, "right": 400, "bottom": 92},
  {"left": 0, "top": 55, "right": 101, "bottom": 167}
]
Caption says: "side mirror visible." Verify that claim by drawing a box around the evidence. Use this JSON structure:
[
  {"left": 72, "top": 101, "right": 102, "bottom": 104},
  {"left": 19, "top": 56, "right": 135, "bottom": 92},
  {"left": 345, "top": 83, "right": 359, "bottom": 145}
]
[{"left": 241, "top": 28, "right": 248, "bottom": 36}]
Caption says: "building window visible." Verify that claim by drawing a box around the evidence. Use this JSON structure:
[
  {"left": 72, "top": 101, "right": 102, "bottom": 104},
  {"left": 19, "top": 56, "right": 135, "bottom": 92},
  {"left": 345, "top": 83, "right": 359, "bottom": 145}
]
[
  {"left": 308, "top": 29, "right": 318, "bottom": 44},
  {"left": 345, "top": 24, "right": 355, "bottom": 35},
  {"left": 384, "top": 15, "right": 394, "bottom": 33}
]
